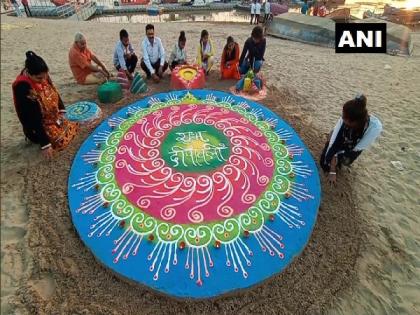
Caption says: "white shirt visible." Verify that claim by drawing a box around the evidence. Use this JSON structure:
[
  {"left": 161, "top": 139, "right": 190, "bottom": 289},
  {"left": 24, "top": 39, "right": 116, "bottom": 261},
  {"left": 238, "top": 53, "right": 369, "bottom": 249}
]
[
  {"left": 251, "top": 3, "right": 255, "bottom": 14},
  {"left": 265, "top": 1, "right": 270, "bottom": 13},
  {"left": 113, "top": 41, "right": 135, "bottom": 70},
  {"left": 141, "top": 37, "right": 165, "bottom": 75},
  {"left": 327, "top": 115, "right": 382, "bottom": 153},
  {"left": 169, "top": 43, "right": 187, "bottom": 64},
  {"left": 255, "top": 2, "right": 261, "bottom": 14}
]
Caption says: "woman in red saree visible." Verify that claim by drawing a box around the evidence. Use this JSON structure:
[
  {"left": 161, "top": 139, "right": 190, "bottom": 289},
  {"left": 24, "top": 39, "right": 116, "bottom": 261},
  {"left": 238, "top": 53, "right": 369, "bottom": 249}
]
[
  {"left": 12, "top": 51, "right": 78, "bottom": 159},
  {"left": 220, "top": 36, "right": 241, "bottom": 80}
]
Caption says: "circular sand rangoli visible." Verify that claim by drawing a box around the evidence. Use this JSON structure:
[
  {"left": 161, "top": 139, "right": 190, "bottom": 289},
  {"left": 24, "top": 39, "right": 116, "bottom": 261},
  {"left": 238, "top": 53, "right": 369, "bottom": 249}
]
[{"left": 68, "top": 90, "right": 321, "bottom": 298}]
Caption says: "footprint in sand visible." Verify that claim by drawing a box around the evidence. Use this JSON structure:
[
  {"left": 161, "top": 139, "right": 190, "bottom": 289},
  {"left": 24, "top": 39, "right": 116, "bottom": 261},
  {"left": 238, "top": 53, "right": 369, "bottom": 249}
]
[{"left": 29, "top": 274, "right": 56, "bottom": 301}]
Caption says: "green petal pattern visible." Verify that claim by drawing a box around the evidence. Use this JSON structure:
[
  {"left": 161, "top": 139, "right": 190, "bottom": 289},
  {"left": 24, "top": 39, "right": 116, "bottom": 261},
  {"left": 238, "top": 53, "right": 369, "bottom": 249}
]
[{"left": 94, "top": 93, "right": 295, "bottom": 248}]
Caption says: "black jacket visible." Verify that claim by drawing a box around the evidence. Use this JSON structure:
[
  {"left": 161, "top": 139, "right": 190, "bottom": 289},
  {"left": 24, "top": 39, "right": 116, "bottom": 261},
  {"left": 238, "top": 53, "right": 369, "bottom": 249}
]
[{"left": 239, "top": 37, "right": 266, "bottom": 65}]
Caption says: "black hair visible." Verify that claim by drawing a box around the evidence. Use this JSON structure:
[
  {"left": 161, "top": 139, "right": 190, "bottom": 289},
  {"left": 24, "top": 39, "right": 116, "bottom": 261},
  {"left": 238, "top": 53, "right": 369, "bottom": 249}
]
[
  {"left": 120, "top": 29, "right": 129, "bottom": 40},
  {"left": 145, "top": 24, "right": 154, "bottom": 32},
  {"left": 200, "top": 30, "right": 209, "bottom": 43},
  {"left": 25, "top": 51, "right": 49, "bottom": 75},
  {"left": 343, "top": 94, "right": 368, "bottom": 132},
  {"left": 179, "top": 31, "right": 186, "bottom": 43},
  {"left": 224, "top": 36, "right": 235, "bottom": 50},
  {"left": 251, "top": 26, "right": 264, "bottom": 40}
]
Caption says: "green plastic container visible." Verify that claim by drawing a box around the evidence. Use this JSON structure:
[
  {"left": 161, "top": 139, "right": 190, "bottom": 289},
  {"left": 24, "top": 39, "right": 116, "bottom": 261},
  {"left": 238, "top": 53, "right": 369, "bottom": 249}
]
[{"left": 97, "top": 81, "right": 123, "bottom": 104}]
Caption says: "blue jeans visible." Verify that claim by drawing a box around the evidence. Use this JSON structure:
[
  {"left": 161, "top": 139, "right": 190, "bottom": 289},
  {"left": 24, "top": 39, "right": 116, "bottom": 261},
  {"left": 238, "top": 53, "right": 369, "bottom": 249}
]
[{"left": 239, "top": 60, "right": 263, "bottom": 75}]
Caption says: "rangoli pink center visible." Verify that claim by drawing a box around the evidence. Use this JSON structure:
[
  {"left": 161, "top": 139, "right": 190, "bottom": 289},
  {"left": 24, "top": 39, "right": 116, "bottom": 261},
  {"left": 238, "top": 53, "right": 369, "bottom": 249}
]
[{"left": 114, "top": 104, "right": 274, "bottom": 224}]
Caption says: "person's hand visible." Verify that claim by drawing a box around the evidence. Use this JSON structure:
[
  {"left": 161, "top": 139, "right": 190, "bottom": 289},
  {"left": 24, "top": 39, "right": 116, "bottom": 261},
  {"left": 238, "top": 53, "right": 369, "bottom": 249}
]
[
  {"left": 126, "top": 71, "right": 134, "bottom": 81},
  {"left": 328, "top": 172, "right": 337, "bottom": 186},
  {"left": 42, "top": 146, "right": 54, "bottom": 160},
  {"left": 100, "top": 66, "right": 110, "bottom": 78},
  {"left": 158, "top": 66, "right": 163, "bottom": 77},
  {"left": 27, "top": 89, "right": 38, "bottom": 101},
  {"left": 152, "top": 73, "right": 160, "bottom": 83}
]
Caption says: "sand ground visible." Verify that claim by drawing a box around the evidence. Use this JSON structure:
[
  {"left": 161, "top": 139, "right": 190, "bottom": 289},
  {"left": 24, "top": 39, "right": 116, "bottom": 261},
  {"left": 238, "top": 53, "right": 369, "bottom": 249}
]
[{"left": 1, "top": 16, "right": 419, "bottom": 314}]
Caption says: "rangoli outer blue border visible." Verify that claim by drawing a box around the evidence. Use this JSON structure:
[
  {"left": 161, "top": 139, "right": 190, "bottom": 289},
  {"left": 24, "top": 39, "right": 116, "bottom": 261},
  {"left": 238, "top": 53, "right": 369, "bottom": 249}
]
[{"left": 68, "top": 90, "right": 321, "bottom": 299}]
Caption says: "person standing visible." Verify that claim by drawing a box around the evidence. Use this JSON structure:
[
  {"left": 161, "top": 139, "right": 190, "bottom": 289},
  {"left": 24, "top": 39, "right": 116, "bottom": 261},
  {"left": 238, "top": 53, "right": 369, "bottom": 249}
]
[
  {"left": 255, "top": 0, "right": 261, "bottom": 24},
  {"left": 301, "top": 0, "right": 309, "bottom": 15},
  {"left": 11, "top": 0, "right": 23, "bottom": 17},
  {"left": 250, "top": 0, "right": 256, "bottom": 25},
  {"left": 264, "top": 0, "right": 271, "bottom": 23},
  {"left": 140, "top": 24, "right": 168, "bottom": 83},
  {"left": 21, "top": 0, "right": 31, "bottom": 17},
  {"left": 113, "top": 29, "right": 137, "bottom": 81},
  {"left": 312, "top": 0, "right": 319, "bottom": 16},
  {"left": 318, "top": 1, "right": 327, "bottom": 17}
]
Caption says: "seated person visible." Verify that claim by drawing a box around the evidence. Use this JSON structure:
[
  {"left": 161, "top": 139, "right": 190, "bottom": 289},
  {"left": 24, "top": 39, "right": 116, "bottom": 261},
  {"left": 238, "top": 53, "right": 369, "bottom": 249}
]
[
  {"left": 196, "top": 30, "right": 215, "bottom": 75},
  {"left": 113, "top": 29, "right": 138, "bottom": 81},
  {"left": 13, "top": 51, "right": 79, "bottom": 159},
  {"left": 69, "top": 32, "right": 110, "bottom": 85},
  {"left": 140, "top": 24, "right": 168, "bottom": 83},
  {"left": 169, "top": 31, "right": 187, "bottom": 71},
  {"left": 320, "top": 94, "right": 382, "bottom": 185},
  {"left": 239, "top": 26, "right": 266, "bottom": 75},
  {"left": 220, "top": 36, "right": 241, "bottom": 80}
]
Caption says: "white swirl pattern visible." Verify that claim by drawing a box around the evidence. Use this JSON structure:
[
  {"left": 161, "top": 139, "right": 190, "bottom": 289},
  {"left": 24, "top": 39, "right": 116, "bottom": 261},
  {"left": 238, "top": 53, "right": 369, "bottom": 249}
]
[{"left": 114, "top": 105, "right": 275, "bottom": 224}]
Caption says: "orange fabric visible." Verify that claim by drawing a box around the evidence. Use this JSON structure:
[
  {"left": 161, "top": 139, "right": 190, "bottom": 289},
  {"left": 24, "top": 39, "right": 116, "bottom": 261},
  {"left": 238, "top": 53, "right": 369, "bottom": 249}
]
[
  {"left": 221, "top": 43, "right": 240, "bottom": 80},
  {"left": 221, "top": 62, "right": 240, "bottom": 80},
  {"left": 36, "top": 79, "right": 78, "bottom": 149},
  {"left": 17, "top": 74, "right": 79, "bottom": 150},
  {"left": 69, "top": 44, "right": 93, "bottom": 84}
]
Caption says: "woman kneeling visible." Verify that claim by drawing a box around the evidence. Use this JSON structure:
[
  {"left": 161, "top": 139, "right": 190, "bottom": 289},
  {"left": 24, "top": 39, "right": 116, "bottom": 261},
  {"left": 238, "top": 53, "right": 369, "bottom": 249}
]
[
  {"left": 220, "top": 36, "right": 241, "bottom": 80},
  {"left": 13, "top": 51, "right": 79, "bottom": 159},
  {"left": 196, "top": 30, "right": 215, "bottom": 75},
  {"left": 320, "top": 94, "right": 382, "bottom": 184}
]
